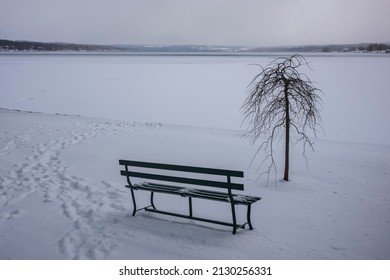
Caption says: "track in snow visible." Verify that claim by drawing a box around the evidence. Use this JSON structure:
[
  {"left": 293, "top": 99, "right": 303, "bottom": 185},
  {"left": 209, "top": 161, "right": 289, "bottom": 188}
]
[{"left": 0, "top": 115, "right": 162, "bottom": 259}]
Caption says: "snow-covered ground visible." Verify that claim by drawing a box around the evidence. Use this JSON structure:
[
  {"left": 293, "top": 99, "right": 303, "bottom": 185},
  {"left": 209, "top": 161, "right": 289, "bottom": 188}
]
[{"left": 0, "top": 53, "right": 389, "bottom": 259}]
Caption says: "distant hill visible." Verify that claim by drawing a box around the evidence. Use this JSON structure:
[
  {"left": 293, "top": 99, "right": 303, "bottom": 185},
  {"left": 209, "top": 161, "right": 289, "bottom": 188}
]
[{"left": 1, "top": 39, "right": 389, "bottom": 53}]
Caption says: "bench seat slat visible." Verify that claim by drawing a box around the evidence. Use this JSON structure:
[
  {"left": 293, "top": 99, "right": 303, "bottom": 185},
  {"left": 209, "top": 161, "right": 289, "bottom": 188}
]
[
  {"left": 145, "top": 183, "right": 260, "bottom": 202},
  {"left": 134, "top": 182, "right": 260, "bottom": 205},
  {"left": 133, "top": 184, "right": 182, "bottom": 193},
  {"left": 145, "top": 182, "right": 229, "bottom": 198},
  {"left": 132, "top": 183, "right": 228, "bottom": 202},
  {"left": 136, "top": 182, "right": 183, "bottom": 192}
]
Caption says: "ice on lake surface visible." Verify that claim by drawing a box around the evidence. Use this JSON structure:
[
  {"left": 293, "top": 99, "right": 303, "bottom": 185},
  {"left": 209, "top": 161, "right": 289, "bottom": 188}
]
[{"left": 1, "top": 52, "right": 389, "bottom": 145}]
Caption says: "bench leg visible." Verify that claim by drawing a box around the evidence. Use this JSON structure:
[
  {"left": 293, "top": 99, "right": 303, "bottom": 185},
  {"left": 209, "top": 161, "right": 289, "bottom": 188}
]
[
  {"left": 150, "top": 192, "right": 156, "bottom": 210},
  {"left": 230, "top": 202, "right": 237, "bottom": 235},
  {"left": 189, "top": 197, "right": 193, "bottom": 217},
  {"left": 130, "top": 187, "right": 137, "bottom": 216},
  {"left": 247, "top": 204, "right": 253, "bottom": 230}
]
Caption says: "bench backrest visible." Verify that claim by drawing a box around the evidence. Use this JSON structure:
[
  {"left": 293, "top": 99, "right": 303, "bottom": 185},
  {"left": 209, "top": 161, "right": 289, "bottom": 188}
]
[{"left": 119, "top": 159, "right": 244, "bottom": 191}]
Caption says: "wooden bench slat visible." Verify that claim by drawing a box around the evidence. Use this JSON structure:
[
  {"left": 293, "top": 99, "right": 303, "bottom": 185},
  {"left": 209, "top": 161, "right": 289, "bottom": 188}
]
[
  {"left": 133, "top": 185, "right": 184, "bottom": 195},
  {"left": 120, "top": 170, "right": 244, "bottom": 190},
  {"left": 135, "top": 182, "right": 260, "bottom": 205},
  {"left": 137, "top": 182, "right": 183, "bottom": 192},
  {"left": 119, "top": 159, "right": 244, "bottom": 177}
]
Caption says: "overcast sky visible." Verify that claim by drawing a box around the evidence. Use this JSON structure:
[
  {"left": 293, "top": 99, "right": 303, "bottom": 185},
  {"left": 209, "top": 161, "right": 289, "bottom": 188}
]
[{"left": 1, "top": 0, "right": 389, "bottom": 46}]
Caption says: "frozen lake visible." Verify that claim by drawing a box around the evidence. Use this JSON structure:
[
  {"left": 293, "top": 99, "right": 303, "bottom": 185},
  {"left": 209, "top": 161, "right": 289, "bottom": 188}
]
[{"left": 1, "top": 52, "right": 389, "bottom": 145}]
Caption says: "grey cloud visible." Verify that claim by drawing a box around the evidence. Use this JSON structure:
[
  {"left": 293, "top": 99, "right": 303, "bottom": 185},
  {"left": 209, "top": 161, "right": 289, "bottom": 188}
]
[{"left": 0, "top": 0, "right": 389, "bottom": 46}]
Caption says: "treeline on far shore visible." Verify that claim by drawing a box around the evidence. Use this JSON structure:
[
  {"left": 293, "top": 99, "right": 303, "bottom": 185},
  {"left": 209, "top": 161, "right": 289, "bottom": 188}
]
[{"left": 1, "top": 39, "right": 389, "bottom": 53}]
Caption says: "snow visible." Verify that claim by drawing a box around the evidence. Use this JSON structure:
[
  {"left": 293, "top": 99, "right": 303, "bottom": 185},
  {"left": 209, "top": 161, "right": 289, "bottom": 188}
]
[{"left": 0, "top": 53, "right": 389, "bottom": 260}]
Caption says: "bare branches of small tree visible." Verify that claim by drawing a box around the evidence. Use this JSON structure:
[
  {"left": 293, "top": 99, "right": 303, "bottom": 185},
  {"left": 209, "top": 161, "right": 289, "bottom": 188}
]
[{"left": 241, "top": 55, "right": 323, "bottom": 182}]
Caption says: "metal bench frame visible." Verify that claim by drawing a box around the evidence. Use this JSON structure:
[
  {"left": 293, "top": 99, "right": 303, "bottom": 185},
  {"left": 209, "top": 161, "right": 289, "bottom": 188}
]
[{"left": 119, "top": 160, "right": 261, "bottom": 234}]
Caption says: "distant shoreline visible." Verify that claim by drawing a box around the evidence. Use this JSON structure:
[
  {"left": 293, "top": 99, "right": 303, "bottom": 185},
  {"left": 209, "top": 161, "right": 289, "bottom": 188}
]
[
  {"left": 1, "top": 39, "right": 390, "bottom": 54},
  {"left": 0, "top": 51, "right": 389, "bottom": 59}
]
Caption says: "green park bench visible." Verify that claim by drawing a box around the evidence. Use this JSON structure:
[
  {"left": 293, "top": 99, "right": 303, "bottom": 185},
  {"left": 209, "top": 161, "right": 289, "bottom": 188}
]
[{"left": 119, "top": 160, "right": 261, "bottom": 234}]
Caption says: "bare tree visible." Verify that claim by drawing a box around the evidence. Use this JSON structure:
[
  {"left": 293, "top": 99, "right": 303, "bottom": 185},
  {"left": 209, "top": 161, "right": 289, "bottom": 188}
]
[{"left": 241, "top": 55, "right": 323, "bottom": 182}]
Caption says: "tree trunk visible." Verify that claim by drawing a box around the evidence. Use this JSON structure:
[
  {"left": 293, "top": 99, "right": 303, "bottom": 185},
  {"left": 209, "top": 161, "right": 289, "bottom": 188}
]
[{"left": 284, "top": 85, "right": 290, "bottom": 181}]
